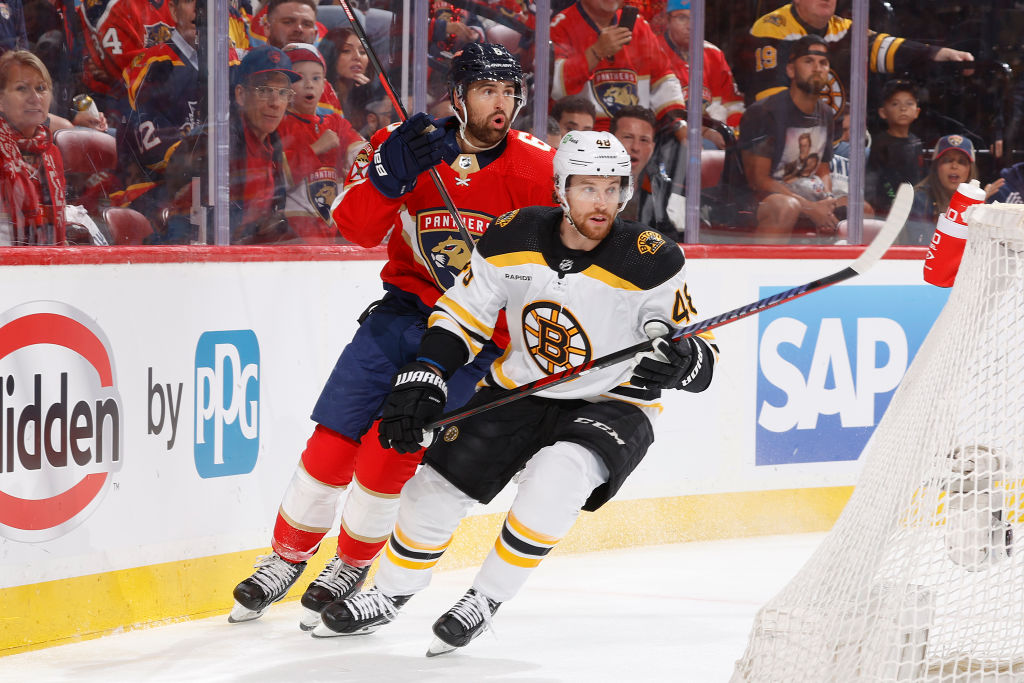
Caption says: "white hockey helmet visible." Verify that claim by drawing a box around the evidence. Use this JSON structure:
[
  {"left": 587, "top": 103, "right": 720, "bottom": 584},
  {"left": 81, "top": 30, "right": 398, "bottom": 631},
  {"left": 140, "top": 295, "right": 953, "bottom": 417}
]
[{"left": 554, "top": 130, "right": 634, "bottom": 216}]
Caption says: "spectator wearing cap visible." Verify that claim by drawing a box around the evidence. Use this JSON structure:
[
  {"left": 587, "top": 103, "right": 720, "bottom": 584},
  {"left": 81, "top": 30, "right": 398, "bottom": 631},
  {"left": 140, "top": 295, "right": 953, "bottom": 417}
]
[
  {"left": 905, "top": 135, "right": 1003, "bottom": 245},
  {"left": 230, "top": 45, "right": 301, "bottom": 243},
  {"left": 737, "top": 35, "right": 836, "bottom": 243},
  {"left": 277, "top": 42, "right": 365, "bottom": 243},
  {"left": 656, "top": 0, "right": 743, "bottom": 147}
]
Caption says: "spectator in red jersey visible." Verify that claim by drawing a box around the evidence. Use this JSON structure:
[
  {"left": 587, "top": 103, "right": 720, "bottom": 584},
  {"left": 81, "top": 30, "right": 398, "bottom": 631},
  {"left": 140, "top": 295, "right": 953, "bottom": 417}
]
[
  {"left": 0, "top": 50, "right": 66, "bottom": 245},
  {"left": 278, "top": 42, "right": 365, "bottom": 243},
  {"left": 229, "top": 45, "right": 301, "bottom": 243},
  {"left": 656, "top": 0, "right": 741, "bottom": 148},
  {"left": 550, "top": 0, "right": 686, "bottom": 137}
]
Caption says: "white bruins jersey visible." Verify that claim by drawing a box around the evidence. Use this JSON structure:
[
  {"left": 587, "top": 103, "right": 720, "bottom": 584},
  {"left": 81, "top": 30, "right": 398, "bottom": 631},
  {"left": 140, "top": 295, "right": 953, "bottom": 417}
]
[{"left": 429, "top": 206, "right": 718, "bottom": 407}]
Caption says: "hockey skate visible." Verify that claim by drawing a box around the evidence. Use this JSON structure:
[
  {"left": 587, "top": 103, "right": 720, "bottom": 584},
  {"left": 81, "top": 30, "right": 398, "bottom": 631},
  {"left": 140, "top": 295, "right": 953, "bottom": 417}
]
[
  {"left": 228, "top": 553, "right": 307, "bottom": 623},
  {"left": 311, "top": 587, "right": 410, "bottom": 637},
  {"left": 426, "top": 588, "right": 501, "bottom": 657},
  {"left": 298, "top": 556, "right": 369, "bottom": 631}
]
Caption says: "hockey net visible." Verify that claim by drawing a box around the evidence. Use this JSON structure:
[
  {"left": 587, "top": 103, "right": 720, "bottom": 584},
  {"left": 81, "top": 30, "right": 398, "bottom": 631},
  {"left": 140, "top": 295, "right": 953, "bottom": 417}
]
[{"left": 731, "top": 203, "right": 1024, "bottom": 683}]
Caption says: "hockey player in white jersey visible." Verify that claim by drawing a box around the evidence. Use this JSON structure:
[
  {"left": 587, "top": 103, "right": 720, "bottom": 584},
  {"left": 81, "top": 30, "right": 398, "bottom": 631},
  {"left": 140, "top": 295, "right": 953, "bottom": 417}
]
[{"left": 311, "top": 130, "right": 719, "bottom": 653}]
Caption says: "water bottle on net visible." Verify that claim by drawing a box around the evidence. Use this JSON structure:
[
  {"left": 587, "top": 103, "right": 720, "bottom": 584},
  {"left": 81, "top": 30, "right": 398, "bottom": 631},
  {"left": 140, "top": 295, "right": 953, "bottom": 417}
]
[{"left": 923, "top": 178, "right": 985, "bottom": 287}]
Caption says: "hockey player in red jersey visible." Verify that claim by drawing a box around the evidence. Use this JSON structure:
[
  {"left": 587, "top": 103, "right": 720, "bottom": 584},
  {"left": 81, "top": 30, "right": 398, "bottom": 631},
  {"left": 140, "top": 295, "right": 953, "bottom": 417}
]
[
  {"left": 277, "top": 42, "right": 365, "bottom": 243},
  {"left": 311, "top": 130, "right": 717, "bottom": 652},
  {"left": 228, "top": 43, "right": 557, "bottom": 630}
]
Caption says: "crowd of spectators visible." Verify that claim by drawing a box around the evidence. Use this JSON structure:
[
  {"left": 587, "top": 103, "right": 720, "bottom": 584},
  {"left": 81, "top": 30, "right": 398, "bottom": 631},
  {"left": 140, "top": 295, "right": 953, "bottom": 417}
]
[{"left": 0, "top": 0, "right": 1017, "bottom": 246}]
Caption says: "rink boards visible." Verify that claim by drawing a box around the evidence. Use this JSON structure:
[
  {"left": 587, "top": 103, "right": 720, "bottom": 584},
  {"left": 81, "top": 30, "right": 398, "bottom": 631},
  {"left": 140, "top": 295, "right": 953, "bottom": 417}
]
[{"left": 0, "top": 245, "right": 942, "bottom": 654}]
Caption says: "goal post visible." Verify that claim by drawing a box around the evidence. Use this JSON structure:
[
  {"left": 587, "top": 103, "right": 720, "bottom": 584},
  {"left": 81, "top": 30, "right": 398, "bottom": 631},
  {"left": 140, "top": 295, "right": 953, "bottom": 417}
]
[{"left": 731, "top": 203, "right": 1024, "bottom": 682}]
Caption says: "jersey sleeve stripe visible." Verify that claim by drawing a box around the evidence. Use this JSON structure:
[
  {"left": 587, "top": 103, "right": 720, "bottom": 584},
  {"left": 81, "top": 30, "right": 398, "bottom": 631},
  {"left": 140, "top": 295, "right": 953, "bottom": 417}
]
[
  {"left": 489, "top": 346, "right": 518, "bottom": 389},
  {"left": 428, "top": 310, "right": 484, "bottom": 356},
  {"left": 580, "top": 264, "right": 644, "bottom": 291},
  {"left": 435, "top": 295, "right": 495, "bottom": 339},
  {"left": 484, "top": 251, "right": 549, "bottom": 269}
]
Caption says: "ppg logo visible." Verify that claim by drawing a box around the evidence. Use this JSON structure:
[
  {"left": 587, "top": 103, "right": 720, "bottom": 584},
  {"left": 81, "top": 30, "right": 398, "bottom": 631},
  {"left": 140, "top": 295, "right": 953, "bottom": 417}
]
[
  {"left": 755, "top": 285, "right": 948, "bottom": 466},
  {"left": 194, "top": 331, "right": 260, "bottom": 478}
]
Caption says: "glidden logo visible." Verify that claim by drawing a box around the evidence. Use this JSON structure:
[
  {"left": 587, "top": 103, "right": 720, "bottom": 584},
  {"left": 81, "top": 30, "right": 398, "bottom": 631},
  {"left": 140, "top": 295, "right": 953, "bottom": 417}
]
[{"left": 0, "top": 302, "right": 123, "bottom": 542}]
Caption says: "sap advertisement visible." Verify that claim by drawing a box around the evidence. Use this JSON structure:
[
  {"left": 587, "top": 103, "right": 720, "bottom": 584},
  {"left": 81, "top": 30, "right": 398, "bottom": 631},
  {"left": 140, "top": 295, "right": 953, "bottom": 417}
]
[{"left": 756, "top": 284, "right": 950, "bottom": 466}]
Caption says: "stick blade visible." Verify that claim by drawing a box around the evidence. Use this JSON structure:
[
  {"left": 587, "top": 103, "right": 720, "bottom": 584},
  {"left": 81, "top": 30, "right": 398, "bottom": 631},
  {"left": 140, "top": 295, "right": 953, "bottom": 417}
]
[{"left": 851, "top": 182, "right": 914, "bottom": 274}]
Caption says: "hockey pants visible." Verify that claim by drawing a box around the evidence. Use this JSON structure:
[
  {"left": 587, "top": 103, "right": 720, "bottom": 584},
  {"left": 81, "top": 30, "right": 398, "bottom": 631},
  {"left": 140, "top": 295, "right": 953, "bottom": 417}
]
[
  {"left": 374, "top": 440, "right": 609, "bottom": 603},
  {"left": 271, "top": 422, "right": 422, "bottom": 566}
]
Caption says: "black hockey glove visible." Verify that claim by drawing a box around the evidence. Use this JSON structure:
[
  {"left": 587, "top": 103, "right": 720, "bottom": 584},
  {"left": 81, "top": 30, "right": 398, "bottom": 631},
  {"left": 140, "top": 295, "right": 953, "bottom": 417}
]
[
  {"left": 630, "top": 322, "right": 700, "bottom": 391},
  {"left": 369, "top": 112, "right": 452, "bottom": 198},
  {"left": 378, "top": 362, "right": 448, "bottom": 454}
]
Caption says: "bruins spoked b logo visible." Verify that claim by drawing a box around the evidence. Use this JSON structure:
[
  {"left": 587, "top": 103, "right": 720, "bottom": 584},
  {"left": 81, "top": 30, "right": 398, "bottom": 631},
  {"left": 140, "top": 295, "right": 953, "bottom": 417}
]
[{"left": 522, "top": 301, "right": 592, "bottom": 374}]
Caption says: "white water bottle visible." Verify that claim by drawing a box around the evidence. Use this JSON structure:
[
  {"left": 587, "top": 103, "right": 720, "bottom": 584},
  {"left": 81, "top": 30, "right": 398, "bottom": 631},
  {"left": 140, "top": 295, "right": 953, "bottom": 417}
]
[{"left": 923, "top": 179, "right": 985, "bottom": 287}]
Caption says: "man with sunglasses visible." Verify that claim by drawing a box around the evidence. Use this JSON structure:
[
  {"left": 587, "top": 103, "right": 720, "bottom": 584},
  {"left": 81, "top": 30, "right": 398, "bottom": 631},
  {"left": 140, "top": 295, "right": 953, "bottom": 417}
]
[{"left": 229, "top": 45, "right": 302, "bottom": 243}]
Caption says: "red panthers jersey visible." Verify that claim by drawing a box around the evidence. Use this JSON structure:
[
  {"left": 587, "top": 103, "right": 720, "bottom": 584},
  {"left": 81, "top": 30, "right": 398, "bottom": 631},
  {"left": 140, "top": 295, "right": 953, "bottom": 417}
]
[
  {"left": 332, "top": 124, "right": 557, "bottom": 309},
  {"left": 278, "top": 110, "right": 365, "bottom": 243},
  {"left": 550, "top": 3, "right": 684, "bottom": 130},
  {"left": 78, "top": 0, "right": 175, "bottom": 97}
]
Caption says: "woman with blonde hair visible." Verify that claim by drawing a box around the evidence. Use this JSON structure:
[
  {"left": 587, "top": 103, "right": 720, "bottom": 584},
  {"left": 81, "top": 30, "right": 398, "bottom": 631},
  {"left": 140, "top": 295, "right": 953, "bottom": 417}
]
[{"left": 0, "top": 50, "right": 66, "bottom": 245}]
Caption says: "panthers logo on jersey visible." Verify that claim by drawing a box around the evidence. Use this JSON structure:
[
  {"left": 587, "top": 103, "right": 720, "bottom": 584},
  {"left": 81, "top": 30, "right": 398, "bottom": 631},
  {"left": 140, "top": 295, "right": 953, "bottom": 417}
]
[
  {"left": 522, "top": 301, "right": 592, "bottom": 374},
  {"left": 145, "top": 22, "right": 173, "bottom": 47},
  {"left": 307, "top": 167, "right": 338, "bottom": 222},
  {"left": 592, "top": 70, "right": 639, "bottom": 117},
  {"left": 417, "top": 209, "right": 492, "bottom": 290}
]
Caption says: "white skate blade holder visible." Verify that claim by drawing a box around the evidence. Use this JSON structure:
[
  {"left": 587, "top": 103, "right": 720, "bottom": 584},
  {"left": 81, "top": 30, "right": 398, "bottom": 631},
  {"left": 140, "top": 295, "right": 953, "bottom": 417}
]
[
  {"left": 299, "top": 606, "right": 321, "bottom": 632},
  {"left": 425, "top": 637, "right": 458, "bottom": 657},
  {"left": 227, "top": 601, "right": 265, "bottom": 624},
  {"left": 310, "top": 621, "right": 382, "bottom": 638}
]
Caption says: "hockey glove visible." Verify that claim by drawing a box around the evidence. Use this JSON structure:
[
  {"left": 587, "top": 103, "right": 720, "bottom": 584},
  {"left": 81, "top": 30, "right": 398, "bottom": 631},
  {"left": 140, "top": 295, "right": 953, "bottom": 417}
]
[
  {"left": 630, "top": 321, "right": 700, "bottom": 391},
  {"left": 378, "top": 362, "right": 448, "bottom": 454},
  {"left": 369, "top": 112, "right": 451, "bottom": 198}
]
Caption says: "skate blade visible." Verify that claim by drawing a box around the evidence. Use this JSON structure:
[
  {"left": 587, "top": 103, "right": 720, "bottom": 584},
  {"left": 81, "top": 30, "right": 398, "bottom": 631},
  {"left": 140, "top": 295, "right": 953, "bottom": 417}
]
[
  {"left": 311, "top": 621, "right": 379, "bottom": 638},
  {"left": 425, "top": 637, "right": 458, "bottom": 657},
  {"left": 227, "top": 601, "right": 265, "bottom": 624},
  {"left": 298, "top": 607, "right": 322, "bottom": 632}
]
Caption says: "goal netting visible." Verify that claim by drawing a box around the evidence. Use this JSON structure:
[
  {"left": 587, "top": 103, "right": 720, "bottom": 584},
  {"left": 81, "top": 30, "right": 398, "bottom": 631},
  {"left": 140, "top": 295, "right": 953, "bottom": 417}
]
[{"left": 731, "top": 203, "right": 1024, "bottom": 682}]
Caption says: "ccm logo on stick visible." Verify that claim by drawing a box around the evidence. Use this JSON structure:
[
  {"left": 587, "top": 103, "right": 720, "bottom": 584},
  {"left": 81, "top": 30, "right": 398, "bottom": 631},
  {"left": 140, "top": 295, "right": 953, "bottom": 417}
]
[
  {"left": 195, "top": 331, "right": 259, "bottom": 478},
  {"left": 0, "top": 301, "right": 124, "bottom": 543}
]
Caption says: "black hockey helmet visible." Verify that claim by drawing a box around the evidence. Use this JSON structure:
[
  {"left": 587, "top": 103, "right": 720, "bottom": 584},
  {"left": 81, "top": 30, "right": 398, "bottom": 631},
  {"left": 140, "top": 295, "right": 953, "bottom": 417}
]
[{"left": 447, "top": 43, "right": 526, "bottom": 123}]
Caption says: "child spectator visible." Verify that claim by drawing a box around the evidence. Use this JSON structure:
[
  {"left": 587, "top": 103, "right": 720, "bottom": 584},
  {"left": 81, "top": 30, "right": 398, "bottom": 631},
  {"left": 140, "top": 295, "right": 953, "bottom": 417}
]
[
  {"left": 866, "top": 79, "right": 925, "bottom": 214},
  {"left": 278, "top": 42, "right": 364, "bottom": 243},
  {"left": 905, "top": 135, "right": 1002, "bottom": 245}
]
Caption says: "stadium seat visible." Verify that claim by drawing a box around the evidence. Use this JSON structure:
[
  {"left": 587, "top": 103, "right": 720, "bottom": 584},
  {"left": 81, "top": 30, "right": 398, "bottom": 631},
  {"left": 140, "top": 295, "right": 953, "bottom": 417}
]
[
  {"left": 102, "top": 207, "right": 154, "bottom": 245},
  {"left": 53, "top": 127, "right": 116, "bottom": 175},
  {"left": 53, "top": 128, "right": 119, "bottom": 215}
]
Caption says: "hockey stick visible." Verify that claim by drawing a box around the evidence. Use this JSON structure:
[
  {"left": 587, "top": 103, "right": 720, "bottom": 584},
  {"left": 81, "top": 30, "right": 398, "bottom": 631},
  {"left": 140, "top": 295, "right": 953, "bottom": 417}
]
[
  {"left": 426, "top": 183, "right": 914, "bottom": 431},
  {"left": 335, "top": 0, "right": 476, "bottom": 249}
]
